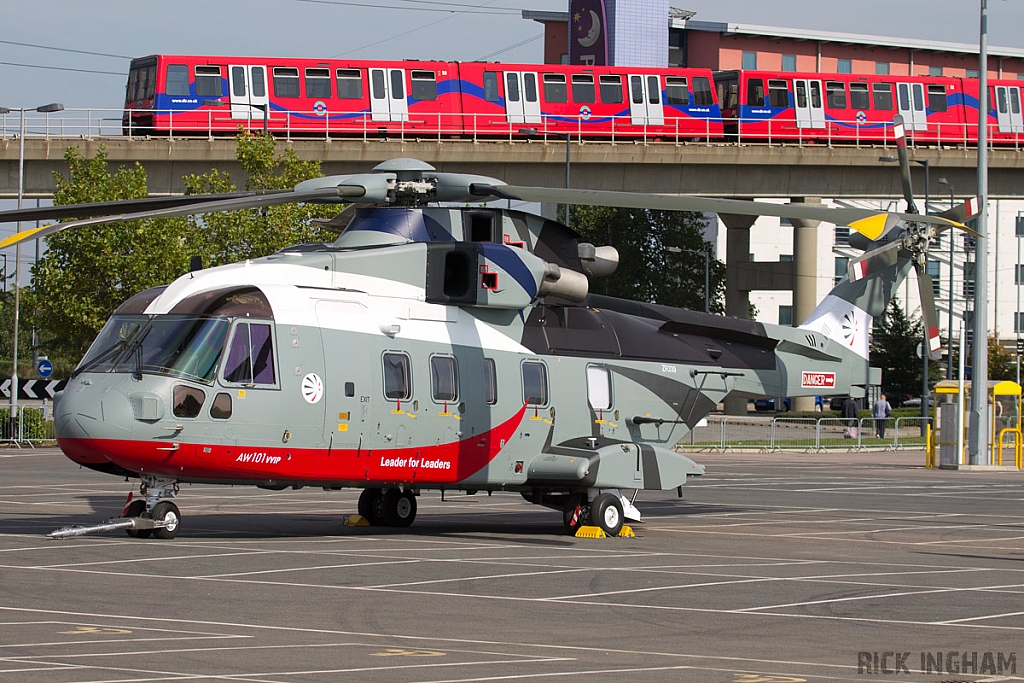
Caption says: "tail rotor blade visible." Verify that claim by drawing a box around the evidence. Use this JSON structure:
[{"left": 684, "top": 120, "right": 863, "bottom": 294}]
[{"left": 914, "top": 262, "right": 943, "bottom": 361}]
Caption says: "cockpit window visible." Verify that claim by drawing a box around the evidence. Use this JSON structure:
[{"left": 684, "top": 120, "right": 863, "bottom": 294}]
[{"left": 223, "top": 321, "right": 277, "bottom": 386}]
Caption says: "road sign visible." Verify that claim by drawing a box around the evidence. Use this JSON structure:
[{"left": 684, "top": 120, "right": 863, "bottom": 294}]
[
  {"left": 0, "top": 378, "right": 66, "bottom": 400},
  {"left": 1017, "top": 338, "right": 1024, "bottom": 355},
  {"left": 38, "top": 359, "right": 53, "bottom": 378}
]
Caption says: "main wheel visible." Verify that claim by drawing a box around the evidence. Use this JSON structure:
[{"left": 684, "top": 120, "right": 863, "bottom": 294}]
[
  {"left": 358, "top": 488, "right": 386, "bottom": 525},
  {"left": 562, "top": 494, "right": 587, "bottom": 535},
  {"left": 123, "top": 499, "right": 149, "bottom": 538},
  {"left": 150, "top": 501, "right": 181, "bottom": 540},
  {"left": 381, "top": 489, "right": 417, "bottom": 527},
  {"left": 590, "top": 493, "right": 624, "bottom": 537}
]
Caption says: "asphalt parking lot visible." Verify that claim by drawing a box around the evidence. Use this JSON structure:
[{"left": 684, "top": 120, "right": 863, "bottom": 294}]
[{"left": 2, "top": 447, "right": 1024, "bottom": 682}]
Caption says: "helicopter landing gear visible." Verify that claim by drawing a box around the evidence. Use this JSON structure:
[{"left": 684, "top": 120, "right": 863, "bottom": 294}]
[
  {"left": 590, "top": 492, "right": 624, "bottom": 537},
  {"left": 562, "top": 494, "right": 588, "bottom": 535},
  {"left": 357, "top": 488, "right": 417, "bottom": 527},
  {"left": 122, "top": 477, "right": 181, "bottom": 539}
]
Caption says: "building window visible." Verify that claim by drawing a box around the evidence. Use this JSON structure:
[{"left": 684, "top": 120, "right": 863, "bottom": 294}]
[
  {"left": 835, "top": 256, "right": 849, "bottom": 285},
  {"left": 742, "top": 51, "right": 757, "bottom": 70},
  {"left": 963, "top": 261, "right": 976, "bottom": 298},
  {"left": 835, "top": 226, "right": 851, "bottom": 246},
  {"left": 1016, "top": 264, "right": 1024, "bottom": 285},
  {"left": 780, "top": 253, "right": 793, "bottom": 262},
  {"left": 929, "top": 65, "right": 944, "bottom": 77},
  {"left": 779, "top": 305, "right": 793, "bottom": 326},
  {"left": 926, "top": 259, "right": 941, "bottom": 296},
  {"left": 837, "top": 59, "right": 852, "bottom": 74},
  {"left": 782, "top": 55, "right": 797, "bottom": 72},
  {"left": 968, "top": 69, "right": 980, "bottom": 78},
  {"left": 876, "top": 62, "right": 890, "bottom": 75},
  {"left": 1016, "top": 312, "right": 1024, "bottom": 334}
]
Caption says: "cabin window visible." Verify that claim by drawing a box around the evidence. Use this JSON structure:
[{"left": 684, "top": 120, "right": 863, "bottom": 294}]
[
  {"left": 572, "top": 74, "right": 595, "bottom": 103},
  {"left": 224, "top": 322, "right": 277, "bottom": 386},
  {"left": 483, "top": 358, "right": 497, "bottom": 405},
  {"left": 195, "top": 66, "right": 223, "bottom": 98},
  {"left": 522, "top": 361, "right": 548, "bottom": 406},
  {"left": 747, "top": 78, "right": 765, "bottom": 107},
  {"left": 411, "top": 70, "right": 437, "bottom": 101},
  {"left": 430, "top": 355, "right": 459, "bottom": 403},
  {"left": 927, "top": 84, "right": 948, "bottom": 112},
  {"left": 305, "top": 68, "right": 332, "bottom": 98},
  {"left": 273, "top": 67, "right": 300, "bottom": 98},
  {"left": 599, "top": 75, "right": 622, "bottom": 104},
  {"left": 665, "top": 77, "right": 689, "bottom": 106},
  {"left": 382, "top": 352, "right": 412, "bottom": 401},
  {"left": 692, "top": 76, "right": 713, "bottom": 106},
  {"left": 543, "top": 73, "right": 568, "bottom": 103},
  {"left": 767, "top": 80, "right": 789, "bottom": 108},
  {"left": 483, "top": 72, "right": 501, "bottom": 102},
  {"left": 849, "top": 82, "right": 869, "bottom": 110},
  {"left": 210, "top": 392, "right": 232, "bottom": 419},
  {"left": 826, "top": 81, "right": 847, "bottom": 109},
  {"left": 173, "top": 385, "right": 206, "bottom": 419},
  {"left": 336, "top": 69, "right": 362, "bottom": 99},
  {"left": 166, "top": 64, "right": 190, "bottom": 97},
  {"left": 586, "top": 365, "right": 612, "bottom": 410},
  {"left": 873, "top": 82, "right": 894, "bottom": 110}
]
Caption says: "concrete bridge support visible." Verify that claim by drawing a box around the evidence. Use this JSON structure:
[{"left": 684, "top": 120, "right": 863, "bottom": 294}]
[{"left": 789, "top": 197, "right": 822, "bottom": 413}]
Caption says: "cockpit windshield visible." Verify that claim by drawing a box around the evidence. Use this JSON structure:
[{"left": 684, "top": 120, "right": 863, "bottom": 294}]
[{"left": 76, "top": 314, "right": 230, "bottom": 384}]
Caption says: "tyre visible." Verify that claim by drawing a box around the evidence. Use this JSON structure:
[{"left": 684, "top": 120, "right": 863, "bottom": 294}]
[
  {"left": 382, "top": 489, "right": 417, "bottom": 527},
  {"left": 358, "top": 488, "right": 386, "bottom": 525},
  {"left": 589, "top": 493, "right": 624, "bottom": 536},
  {"left": 124, "top": 499, "right": 148, "bottom": 538},
  {"left": 150, "top": 501, "right": 181, "bottom": 540}
]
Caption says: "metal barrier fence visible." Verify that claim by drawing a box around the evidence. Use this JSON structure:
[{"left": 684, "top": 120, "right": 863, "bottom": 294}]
[
  {"left": 0, "top": 405, "right": 56, "bottom": 448},
  {"left": 678, "top": 415, "right": 933, "bottom": 452}
]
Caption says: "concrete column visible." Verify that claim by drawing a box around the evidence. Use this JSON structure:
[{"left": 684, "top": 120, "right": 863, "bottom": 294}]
[
  {"left": 789, "top": 197, "right": 823, "bottom": 413},
  {"left": 720, "top": 212, "right": 758, "bottom": 415}
]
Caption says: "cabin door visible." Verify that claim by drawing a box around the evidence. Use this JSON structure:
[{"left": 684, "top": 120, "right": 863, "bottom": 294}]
[
  {"left": 896, "top": 82, "right": 927, "bottom": 130},
  {"left": 793, "top": 79, "right": 825, "bottom": 128},
  {"left": 629, "top": 74, "right": 665, "bottom": 126},
  {"left": 504, "top": 72, "right": 541, "bottom": 125},
  {"left": 994, "top": 85, "right": 1024, "bottom": 133},
  {"left": 229, "top": 64, "right": 270, "bottom": 122},
  {"left": 369, "top": 68, "right": 409, "bottom": 122}
]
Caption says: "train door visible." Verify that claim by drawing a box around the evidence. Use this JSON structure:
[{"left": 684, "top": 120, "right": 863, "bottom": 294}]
[
  {"left": 228, "top": 64, "right": 270, "bottom": 121},
  {"left": 369, "top": 68, "right": 409, "bottom": 122},
  {"left": 793, "top": 79, "right": 824, "bottom": 128},
  {"left": 994, "top": 85, "right": 1024, "bottom": 133},
  {"left": 629, "top": 74, "right": 665, "bottom": 126},
  {"left": 504, "top": 72, "right": 540, "bottom": 125},
  {"left": 896, "top": 82, "right": 927, "bottom": 130}
]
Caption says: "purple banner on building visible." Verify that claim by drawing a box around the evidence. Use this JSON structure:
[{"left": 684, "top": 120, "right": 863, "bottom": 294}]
[{"left": 569, "top": 0, "right": 608, "bottom": 66}]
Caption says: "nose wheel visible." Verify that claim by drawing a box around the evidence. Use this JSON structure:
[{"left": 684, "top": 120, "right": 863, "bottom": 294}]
[{"left": 121, "top": 478, "right": 181, "bottom": 539}]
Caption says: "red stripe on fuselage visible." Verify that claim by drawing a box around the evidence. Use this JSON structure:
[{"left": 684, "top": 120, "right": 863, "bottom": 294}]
[{"left": 58, "top": 404, "right": 529, "bottom": 486}]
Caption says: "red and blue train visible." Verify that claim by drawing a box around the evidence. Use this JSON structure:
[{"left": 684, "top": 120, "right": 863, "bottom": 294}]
[{"left": 124, "top": 55, "right": 1024, "bottom": 145}]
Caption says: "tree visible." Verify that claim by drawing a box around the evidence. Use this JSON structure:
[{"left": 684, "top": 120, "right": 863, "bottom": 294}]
[
  {"left": 870, "top": 299, "right": 942, "bottom": 402},
  {"left": 567, "top": 205, "right": 725, "bottom": 312},
  {"left": 988, "top": 334, "right": 1018, "bottom": 381}
]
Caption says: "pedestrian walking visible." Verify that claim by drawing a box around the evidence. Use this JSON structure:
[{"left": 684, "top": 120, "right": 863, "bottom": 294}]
[{"left": 872, "top": 394, "right": 892, "bottom": 439}]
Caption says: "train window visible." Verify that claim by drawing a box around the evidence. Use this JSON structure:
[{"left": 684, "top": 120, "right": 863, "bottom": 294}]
[
  {"left": 251, "top": 67, "right": 266, "bottom": 97},
  {"left": 195, "top": 66, "right": 223, "bottom": 98},
  {"left": 849, "top": 82, "right": 869, "bottom": 110},
  {"left": 411, "top": 71, "right": 437, "bottom": 101},
  {"left": 767, "top": 80, "right": 789, "bottom": 108},
  {"left": 126, "top": 69, "right": 139, "bottom": 102},
  {"left": 145, "top": 66, "right": 157, "bottom": 99},
  {"left": 897, "top": 83, "right": 910, "bottom": 110},
  {"left": 912, "top": 85, "right": 924, "bottom": 111},
  {"left": 371, "top": 70, "right": 386, "bottom": 100},
  {"left": 543, "top": 74, "right": 568, "bottom": 103},
  {"left": 928, "top": 84, "right": 948, "bottom": 113},
  {"left": 572, "top": 74, "right": 595, "bottom": 103},
  {"left": 647, "top": 75, "right": 660, "bottom": 105},
  {"left": 166, "top": 65, "right": 190, "bottom": 97},
  {"left": 210, "top": 393, "right": 232, "bottom": 419},
  {"left": 273, "top": 67, "right": 300, "bottom": 98},
  {"left": 430, "top": 355, "right": 459, "bottom": 403},
  {"left": 382, "top": 352, "right": 412, "bottom": 401},
  {"left": 506, "top": 73, "right": 520, "bottom": 102},
  {"left": 483, "top": 72, "right": 500, "bottom": 102},
  {"left": 336, "top": 69, "right": 362, "bottom": 99},
  {"left": 665, "top": 77, "right": 689, "bottom": 106},
  {"left": 599, "top": 75, "right": 622, "bottom": 104},
  {"left": 795, "top": 81, "right": 807, "bottom": 108},
  {"left": 173, "top": 385, "right": 206, "bottom": 419},
  {"left": 231, "top": 66, "right": 246, "bottom": 97},
  {"left": 224, "top": 322, "right": 276, "bottom": 386},
  {"left": 873, "top": 83, "right": 894, "bottom": 110},
  {"left": 390, "top": 70, "right": 405, "bottom": 101},
  {"left": 826, "top": 81, "right": 847, "bottom": 109},
  {"left": 523, "top": 73, "right": 538, "bottom": 102},
  {"left": 692, "top": 77, "right": 713, "bottom": 106},
  {"left": 522, "top": 361, "right": 548, "bottom": 406},
  {"left": 1012, "top": 89, "right": 1021, "bottom": 115},
  {"left": 483, "top": 358, "right": 497, "bottom": 405},
  {"left": 747, "top": 78, "right": 765, "bottom": 107},
  {"left": 305, "top": 68, "right": 332, "bottom": 98},
  {"left": 998, "top": 87, "right": 1008, "bottom": 113},
  {"left": 630, "top": 76, "right": 644, "bottom": 104}
]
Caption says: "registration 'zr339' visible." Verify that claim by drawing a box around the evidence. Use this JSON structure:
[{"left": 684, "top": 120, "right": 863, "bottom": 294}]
[{"left": 662, "top": 364, "right": 677, "bottom": 373}]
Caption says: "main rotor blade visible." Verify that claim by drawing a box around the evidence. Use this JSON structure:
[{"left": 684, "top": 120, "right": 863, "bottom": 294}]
[
  {"left": 485, "top": 185, "right": 970, "bottom": 240},
  {"left": 847, "top": 241, "right": 902, "bottom": 282},
  {"left": 914, "top": 262, "right": 943, "bottom": 361},
  {"left": 0, "top": 191, "right": 289, "bottom": 225},
  {"left": 0, "top": 186, "right": 361, "bottom": 250},
  {"left": 892, "top": 115, "right": 920, "bottom": 214},
  {"left": 937, "top": 196, "right": 982, "bottom": 231}
]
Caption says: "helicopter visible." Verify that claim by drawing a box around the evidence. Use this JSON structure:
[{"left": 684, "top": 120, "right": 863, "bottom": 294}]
[{"left": 0, "top": 116, "right": 976, "bottom": 539}]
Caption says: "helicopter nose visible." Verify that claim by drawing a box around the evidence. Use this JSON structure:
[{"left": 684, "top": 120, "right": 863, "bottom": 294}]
[{"left": 55, "top": 379, "right": 134, "bottom": 440}]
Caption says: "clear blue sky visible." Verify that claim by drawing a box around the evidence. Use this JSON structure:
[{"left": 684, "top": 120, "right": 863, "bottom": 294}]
[{"left": 2, "top": 0, "right": 1022, "bottom": 110}]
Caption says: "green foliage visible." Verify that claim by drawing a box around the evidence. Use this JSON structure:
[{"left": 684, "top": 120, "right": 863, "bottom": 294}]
[
  {"left": 870, "top": 299, "right": 942, "bottom": 402},
  {"left": 567, "top": 205, "right": 725, "bottom": 312},
  {"left": 988, "top": 334, "right": 1018, "bottom": 381}
]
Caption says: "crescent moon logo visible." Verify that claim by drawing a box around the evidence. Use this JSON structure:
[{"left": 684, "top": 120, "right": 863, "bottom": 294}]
[{"left": 578, "top": 9, "right": 601, "bottom": 48}]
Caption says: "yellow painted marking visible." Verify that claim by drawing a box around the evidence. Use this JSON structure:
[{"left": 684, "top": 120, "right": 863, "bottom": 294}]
[
  {"left": 543, "top": 419, "right": 553, "bottom": 425},
  {"left": 452, "top": 414, "right": 462, "bottom": 421},
  {"left": 370, "top": 649, "right": 445, "bottom": 657},
  {"left": 237, "top": 390, "right": 246, "bottom": 400},
  {"left": 594, "top": 419, "right": 606, "bottom": 424},
  {"left": 847, "top": 213, "right": 888, "bottom": 240},
  {"left": 438, "top": 412, "right": 451, "bottom": 417},
  {"left": 0, "top": 224, "right": 49, "bottom": 249},
  {"left": 391, "top": 409, "right": 404, "bottom": 415},
  {"left": 405, "top": 412, "right": 417, "bottom": 419},
  {"left": 734, "top": 675, "right": 807, "bottom": 683},
  {"left": 609, "top": 422, "right": 618, "bottom": 428},
  {"left": 338, "top": 412, "right": 350, "bottom": 420},
  {"left": 529, "top": 416, "right": 544, "bottom": 421},
  {"left": 337, "top": 423, "right": 348, "bottom": 432},
  {"left": 60, "top": 626, "right": 132, "bottom": 635}
]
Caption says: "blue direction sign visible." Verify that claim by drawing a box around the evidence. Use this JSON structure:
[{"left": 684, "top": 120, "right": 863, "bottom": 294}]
[{"left": 37, "top": 359, "right": 53, "bottom": 378}]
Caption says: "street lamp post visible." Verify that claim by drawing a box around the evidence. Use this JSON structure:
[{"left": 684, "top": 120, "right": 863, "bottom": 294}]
[
  {"left": 1017, "top": 211, "right": 1024, "bottom": 385},
  {"left": 939, "top": 178, "right": 956, "bottom": 380},
  {"left": 0, "top": 102, "right": 64, "bottom": 439},
  {"left": 666, "top": 246, "right": 710, "bottom": 313}
]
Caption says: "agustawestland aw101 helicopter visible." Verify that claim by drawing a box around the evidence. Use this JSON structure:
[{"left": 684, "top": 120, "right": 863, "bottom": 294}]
[{"left": 0, "top": 117, "right": 977, "bottom": 539}]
